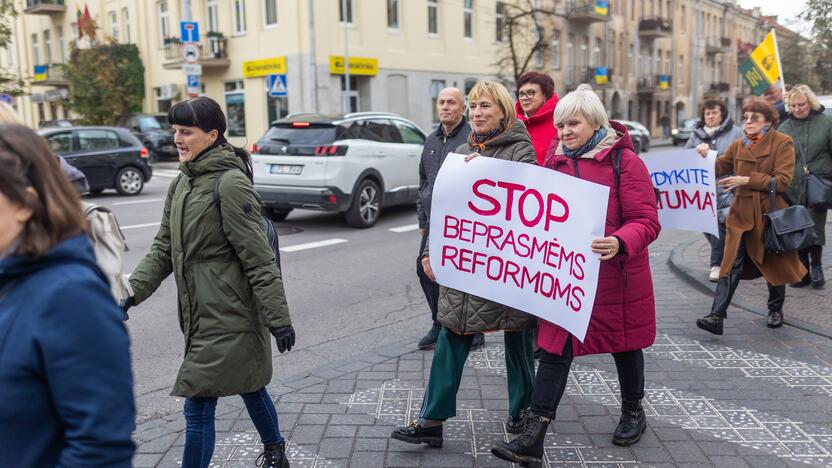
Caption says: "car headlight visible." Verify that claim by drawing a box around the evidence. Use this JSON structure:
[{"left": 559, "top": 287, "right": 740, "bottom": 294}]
[{"left": 671, "top": 129, "right": 679, "bottom": 135}]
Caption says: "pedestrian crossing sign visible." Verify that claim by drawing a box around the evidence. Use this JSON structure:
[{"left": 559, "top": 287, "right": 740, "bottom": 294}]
[{"left": 267, "top": 74, "right": 288, "bottom": 97}]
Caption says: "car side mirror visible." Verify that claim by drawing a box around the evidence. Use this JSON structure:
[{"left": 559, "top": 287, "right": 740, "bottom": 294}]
[{"left": 132, "top": 126, "right": 141, "bottom": 133}]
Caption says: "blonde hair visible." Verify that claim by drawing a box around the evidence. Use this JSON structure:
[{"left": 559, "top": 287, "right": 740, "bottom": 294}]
[
  {"left": 0, "top": 101, "right": 22, "bottom": 125},
  {"left": 468, "top": 80, "right": 516, "bottom": 131},
  {"left": 551, "top": 84, "right": 610, "bottom": 130},
  {"left": 787, "top": 84, "right": 821, "bottom": 112}
]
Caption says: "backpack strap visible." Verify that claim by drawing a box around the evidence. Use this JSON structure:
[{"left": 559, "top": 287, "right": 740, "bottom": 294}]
[
  {"left": 212, "top": 170, "right": 233, "bottom": 213},
  {"left": 613, "top": 148, "right": 622, "bottom": 189}
]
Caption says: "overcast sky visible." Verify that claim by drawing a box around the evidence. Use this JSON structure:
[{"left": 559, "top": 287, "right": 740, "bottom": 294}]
[{"left": 738, "top": 0, "right": 809, "bottom": 32}]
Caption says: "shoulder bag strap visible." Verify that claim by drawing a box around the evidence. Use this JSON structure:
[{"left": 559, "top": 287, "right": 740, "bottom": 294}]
[{"left": 768, "top": 176, "right": 777, "bottom": 211}]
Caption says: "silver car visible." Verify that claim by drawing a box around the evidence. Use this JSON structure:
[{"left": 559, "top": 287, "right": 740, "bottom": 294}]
[{"left": 617, "top": 120, "right": 650, "bottom": 154}]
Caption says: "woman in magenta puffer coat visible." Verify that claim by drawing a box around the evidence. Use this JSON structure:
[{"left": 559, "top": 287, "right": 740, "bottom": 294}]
[
  {"left": 514, "top": 71, "right": 560, "bottom": 165},
  {"left": 492, "top": 85, "right": 660, "bottom": 468}
]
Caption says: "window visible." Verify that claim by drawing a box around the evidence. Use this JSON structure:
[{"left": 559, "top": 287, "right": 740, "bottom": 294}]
[
  {"left": 154, "top": 87, "right": 173, "bottom": 113},
  {"left": 359, "top": 120, "right": 401, "bottom": 143},
  {"left": 551, "top": 30, "right": 560, "bottom": 70},
  {"left": 339, "top": 0, "right": 354, "bottom": 24},
  {"left": 46, "top": 132, "right": 73, "bottom": 154},
  {"left": 681, "top": 6, "right": 686, "bottom": 34},
  {"left": 267, "top": 96, "right": 288, "bottom": 124},
  {"left": 341, "top": 76, "right": 360, "bottom": 112},
  {"left": 387, "top": 0, "right": 399, "bottom": 29},
  {"left": 566, "top": 34, "right": 574, "bottom": 82},
  {"left": 464, "top": 0, "right": 474, "bottom": 39},
  {"left": 593, "top": 37, "right": 601, "bottom": 67},
  {"left": 628, "top": 44, "right": 634, "bottom": 77},
  {"left": 580, "top": 36, "right": 589, "bottom": 68},
  {"left": 495, "top": 2, "right": 505, "bottom": 43},
  {"left": 43, "top": 30, "right": 52, "bottom": 65},
  {"left": 77, "top": 130, "right": 120, "bottom": 151},
  {"left": 207, "top": 0, "right": 219, "bottom": 32},
  {"left": 225, "top": 80, "right": 246, "bottom": 137},
  {"left": 158, "top": 2, "right": 169, "bottom": 46},
  {"left": 678, "top": 55, "right": 684, "bottom": 85},
  {"left": 233, "top": 0, "right": 247, "bottom": 34},
  {"left": 428, "top": 0, "right": 439, "bottom": 35},
  {"left": 534, "top": 29, "right": 544, "bottom": 69},
  {"left": 108, "top": 11, "right": 119, "bottom": 40},
  {"left": 57, "top": 26, "right": 65, "bottom": 63},
  {"left": 121, "top": 8, "right": 133, "bottom": 44},
  {"left": 394, "top": 120, "right": 425, "bottom": 144},
  {"left": 430, "top": 80, "right": 446, "bottom": 122},
  {"left": 32, "top": 33, "right": 39, "bottom": 65},
  {"left": 263, "top": 0, "right": 278, "bottom": 27},
  {"left": 69, "top": 23, "right": 77, "bottom": 48}
]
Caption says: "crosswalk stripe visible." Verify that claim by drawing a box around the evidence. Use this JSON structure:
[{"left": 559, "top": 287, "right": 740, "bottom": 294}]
[
  {"left": 279, "top": 238, "right": 348, "bottom": 253},
  {"left": 153, "top": 169, "right": 181, "bottom": 178},
  {"left": 389, "top": 224, "right": 420, "bottom": 233}
]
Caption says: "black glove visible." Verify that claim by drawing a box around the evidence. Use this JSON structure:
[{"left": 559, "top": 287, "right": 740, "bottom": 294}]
[
  {"left": 121, "top": 296, "right": 135, "bottom": 321},
  {"left": 269, "top": 325, "right": 295, "bottom": 353}
]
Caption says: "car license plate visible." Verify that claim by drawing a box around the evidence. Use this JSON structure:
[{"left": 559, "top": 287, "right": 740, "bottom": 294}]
[{"left": 270, "top": 164, "right": 303, "bottom": 175}]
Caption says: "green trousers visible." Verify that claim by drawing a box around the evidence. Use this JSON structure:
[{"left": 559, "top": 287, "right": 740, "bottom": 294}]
[{"left": 419, "top": 327, "right": 535, "bottom": 420}]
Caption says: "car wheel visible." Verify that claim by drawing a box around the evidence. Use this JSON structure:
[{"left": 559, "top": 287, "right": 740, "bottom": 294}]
[
  {"left": 345, "top": 179, "right": 381, "bottom": 228},
  {"left": 643, "top": 140, "right": 650, "bottom": 152},
  {"left": 264, "top": 208, "right": 292, "bottom": 222},
  {"left": 115, "top": 166, "right": 144, "bottom": 195},
  {"left": 633, "top": 139, "right": 642, "bottom": 154}
]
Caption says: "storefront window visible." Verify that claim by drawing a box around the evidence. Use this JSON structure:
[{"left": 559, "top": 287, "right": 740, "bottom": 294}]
[
  {"left": 267, "top": 96, "right": 288, "bottom": 124},
  {"left": 225, "top": 80, "right": 246, "bottom": 137}
]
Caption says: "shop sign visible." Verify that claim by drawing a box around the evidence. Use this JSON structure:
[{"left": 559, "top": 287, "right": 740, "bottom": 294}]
[
  {"left": 329, "top": 56, "right": 378, "bottom": 76},
  {"left": 243, "top": 57, "right": 287, "bottom": 78}
]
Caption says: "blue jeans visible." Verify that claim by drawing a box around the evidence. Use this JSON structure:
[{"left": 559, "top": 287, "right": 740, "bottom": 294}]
[{"left": 182, "top": 387, "right": 283, "bottom": 468}]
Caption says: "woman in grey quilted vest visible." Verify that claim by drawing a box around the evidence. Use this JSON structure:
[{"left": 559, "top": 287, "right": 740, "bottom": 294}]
[
  {"left": 391, "top": 81, "right": 538, "bottom": 449},
  {"left": 685, "top": 99, "right": 742, "bottom": 282}
]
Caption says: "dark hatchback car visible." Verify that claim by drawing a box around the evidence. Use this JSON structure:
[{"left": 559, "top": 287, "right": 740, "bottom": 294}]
[
  {"left": 38, "top": 126, "right": 153, "bottom": 196},
  {"left": 115, "top": 113, "right": 177, "bottom": 160}
]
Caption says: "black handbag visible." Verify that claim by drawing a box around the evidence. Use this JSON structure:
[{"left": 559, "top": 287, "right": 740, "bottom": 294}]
[
  {"left": 807, "top": 173, "right": 832, "bottom": 209},
  {"left": 764, "top": 177, "right": 818, "bottom": 253}
]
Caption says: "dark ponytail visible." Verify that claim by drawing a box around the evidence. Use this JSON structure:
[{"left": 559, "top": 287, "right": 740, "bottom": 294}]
[{"left": 167, "top": 97, "right": 253, "bottom": 182}]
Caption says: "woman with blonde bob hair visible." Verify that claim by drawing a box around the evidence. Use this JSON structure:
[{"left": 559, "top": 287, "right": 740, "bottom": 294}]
[
  {"left": 391, "top": 80, "right": 539, "bottom": 447},
  {"left": 779, "top": 84, "right": 832, "bottom": 289},
  {"left": 491, "top": 84, "right": 661, "bottom": 467}
]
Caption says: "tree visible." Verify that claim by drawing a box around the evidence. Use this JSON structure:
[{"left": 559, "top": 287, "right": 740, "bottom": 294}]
[
  {"left": 800, "top": 0, "right": 832, "bottom": 92},
  {"left": 63, "top": 27, "right": 145, "bottom": 124},
  {"left": 0, "top": 0, "right": 24, "bottom": 96},
  {"left": 779, "top": 34, "right": 819, "bottom": 90},
  {"left": 495, "top": 0, "right": 561, "bottom": 86}
]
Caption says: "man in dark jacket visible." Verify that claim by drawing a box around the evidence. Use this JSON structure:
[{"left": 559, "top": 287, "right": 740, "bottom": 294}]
[{"left": 415, "top": 87, "right": 481, "bottom": 350}]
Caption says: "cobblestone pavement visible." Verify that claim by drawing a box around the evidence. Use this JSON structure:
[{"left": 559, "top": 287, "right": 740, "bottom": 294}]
[
  {"left": 134, "top": 229, "right": 832, "bottom": 467},
  {"left": 670, "top": 222, "right": 832, "bottom": 338}
]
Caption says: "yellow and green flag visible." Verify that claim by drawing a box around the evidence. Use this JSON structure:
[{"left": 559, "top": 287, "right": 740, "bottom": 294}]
[{"left": 739, "top": 30, "right": 781, "bottom": 95}]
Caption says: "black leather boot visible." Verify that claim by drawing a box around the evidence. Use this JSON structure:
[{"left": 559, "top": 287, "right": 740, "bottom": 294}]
[
  {"left": 505, "top": 408, "right": 529, "bottom": 434},
  {"left": 491, "top": 414, "right": 549, "bottom": 468},
  {"left": 767, "top": 310, "right": 784, "bottom": 328},
  {"left": 255, "top": 441, "right": 290, "bottom": 468},
  {"left": 417, "top": 323, "right": 441, "bottom": 350},
  {"left": 696, "top": 314, "right": 723, "bottom": 335},
  {"left": 792, "top": 249, "right": 812, "bottom": 288},
  {"left": 390, "top": 420, "right": 443, "bottom": 447},
  {"left": 811, "top": 265, "right": 825, "bottom": 289},
  {"left": 612, "top": 399, "right": 647, "bottom": 446}
]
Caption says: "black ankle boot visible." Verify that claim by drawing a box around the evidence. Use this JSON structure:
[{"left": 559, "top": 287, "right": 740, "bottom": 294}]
[
  {"left": 811, "top": 265, "right": 825, "bottom": 289},
  {"left": 391, "top": 420, "right": 443, "bottom": 447},
  {"left": 256, "top": 441, "right": 290, "bottom": 468},
  {"left": 767, "top": 309, "right": 784, "bottom": 328},
  {"left": 790, "top": 273, "right": 812, "bottom": 288},
  {"left": 491, "top": 414, "right": 549, "bottom": 468},
  {"left": 613, "top": 399, "right": 647, "bottom": 446},
  {"left": 696, "top": 314, "right": 724, "bottom": 335},
  {"left": 505, "top": 408, "right": 529, "bottom": 434},
  {"left": 417, "top": 323, "right": 441, "bottom": 350}
]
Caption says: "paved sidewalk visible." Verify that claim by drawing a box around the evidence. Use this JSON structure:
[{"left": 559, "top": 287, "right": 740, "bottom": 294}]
[
  {"left": 670, "top": 222, "right": 832, "bottom": 338},
  {"left": 134, "top": 231, "right": 832, "bottom": 467}
]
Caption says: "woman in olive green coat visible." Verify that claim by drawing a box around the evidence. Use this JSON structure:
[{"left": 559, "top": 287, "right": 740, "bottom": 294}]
[
  {"left": 780, "top": 84, "right": 832, "bottom": 289},
  {"left": 391, "top": 81, "right": 537, "bottom": 449},
  {"left": 126, "top": 97, "right": 293, "bottom": 468}
]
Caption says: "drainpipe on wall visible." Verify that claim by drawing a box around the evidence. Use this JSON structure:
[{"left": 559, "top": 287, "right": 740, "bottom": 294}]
[
  {"left": 670, "top": 0, "right": 677, "bottom": 128},
  {"left": 341, "top": 0, "right": 350, "bottom": 114},
  {"left": 690, "top": 2, "right": 701, "bottom": 119},
  {"left": 307, "top": 0, "right": 319, "bottom": 112}
]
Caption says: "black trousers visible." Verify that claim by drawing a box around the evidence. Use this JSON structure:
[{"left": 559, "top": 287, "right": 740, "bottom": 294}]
[
  {"left": 704, "top": 221, "right": 727, "bottom": 268},
  {"left": 529, "top": 336, "right": 645, "bottom": 420},
  {"left": 710, "top": 238, "right": 785, "bottom": 318},
  {"left": 417, "top": 229, "right": 439, "bottom": 323}
]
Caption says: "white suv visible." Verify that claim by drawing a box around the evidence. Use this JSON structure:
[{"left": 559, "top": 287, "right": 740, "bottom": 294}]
[{"left": 252, "top": 112, "right": 426, "bottom": 228}]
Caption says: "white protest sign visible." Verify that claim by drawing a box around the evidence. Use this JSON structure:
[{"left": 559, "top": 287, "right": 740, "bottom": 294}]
[
  {"left": 429, "top": 153, "right": 610, "bottom": 342},
  {"left": 640, "top": 148, "right": 719, "bottom": 236}
]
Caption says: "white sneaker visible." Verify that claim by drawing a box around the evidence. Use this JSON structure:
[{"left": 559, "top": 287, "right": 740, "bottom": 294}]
[{"left": 709, "top": 266, "right": 720, "bottom": 282}]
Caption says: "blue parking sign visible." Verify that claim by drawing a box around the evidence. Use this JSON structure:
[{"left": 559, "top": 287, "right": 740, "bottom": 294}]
[
  {"left": 180, "top": 21, "right": 200, "bottom": 43},
  {"left": 267, "top": 74, "right": 288, "bottom": 97},
  {"left": 187, "top": 75, "right": 200, "bottom": 88}
]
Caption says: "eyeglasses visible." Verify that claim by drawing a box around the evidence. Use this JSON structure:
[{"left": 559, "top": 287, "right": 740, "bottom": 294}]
[
  {"left": 516, "top": 89, "right": 537, "bottom": 100},
  {"left": 742, "top": 113, "right": 764, "bottom": 122}
]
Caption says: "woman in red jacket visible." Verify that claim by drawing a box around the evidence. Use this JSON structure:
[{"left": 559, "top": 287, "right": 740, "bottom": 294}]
[
  {"left": 515, "top": 72, "right": 560, "bottom": 164},
  {"left": 491, "top": 84, "right": 661, "bottom": 468}
]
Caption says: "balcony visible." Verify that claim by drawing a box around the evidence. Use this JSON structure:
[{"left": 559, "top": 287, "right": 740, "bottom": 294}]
[
  {"left": 32, "top": 65, "right": 69, "bottom": 87},
  {"left": 162, "top": 36, "right": 229, "bottom": 70},
  {"left": 708, "top": 81, "right": 731, "bottom": 93},
  {"left": 566, "top": 0, "right": 611, "bottom": 23},
  {"left": 638, "top": 17, "right": 672, "bottom": 39},
  {"left": 706, "top": 38, "right": 729, "bottom": 55},
  {"left": 24, "top": 0, "right": 66, "bottom": 15},
  {"left": 637, "top": 74, "right": 672, "bottom": 95}
]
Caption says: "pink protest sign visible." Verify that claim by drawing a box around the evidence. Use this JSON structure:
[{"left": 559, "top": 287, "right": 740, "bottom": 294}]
[{"left": 428, "top": 154, "right": 609, "bottom": 341}]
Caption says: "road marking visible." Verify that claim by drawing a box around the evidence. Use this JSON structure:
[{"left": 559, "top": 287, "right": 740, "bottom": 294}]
[
  {"left": 113, "top": 198, "right": 164, "bottom": 206},
  {"left": 121, "top": 222, "right": 161, "bottom": 230},
  {"left": 279, "top": 238, "right": 348, "bottom": 252},
  {"left": 153, "top": 169, "right": 181, "bottom": 178},
  {"left": 388, "top": 223, "right": 420, "bottom": 233}
]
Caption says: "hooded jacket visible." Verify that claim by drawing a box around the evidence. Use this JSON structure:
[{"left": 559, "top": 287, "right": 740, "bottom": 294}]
[
  {"left": 424, "top": 120, "right": 538, "bottom": 334},
  {"left": 0, "top": 235, "right": 135, "bottom": 467},
  {"left": 130, "top": 144, "right": 291, "bottom": 397},
  {"left": 779, "top": 107, "right": 832, "bottom": 203},
  {"left": 417, "top": 118, "right": 471, "bottom": 229},
  {"left": 515, "top": 94, "right": 560, "bottom": 165},
  {"left": 538, "top": 121, "right": 661, "bottom": 356}
]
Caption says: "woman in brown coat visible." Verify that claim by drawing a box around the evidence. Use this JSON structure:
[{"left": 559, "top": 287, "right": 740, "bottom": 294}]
[{"left": 697, "top": 99, "right": 807, "bottom": 335}]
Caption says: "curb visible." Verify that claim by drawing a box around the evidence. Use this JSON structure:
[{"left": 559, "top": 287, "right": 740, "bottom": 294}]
[{"left": 667, "top": 239, "right": 832, "bottom": 340}]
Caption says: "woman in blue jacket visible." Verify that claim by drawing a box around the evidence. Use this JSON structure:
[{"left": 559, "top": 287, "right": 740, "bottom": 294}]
[{"left": 0, "top": 124, "right": 136, "bottom": 467}]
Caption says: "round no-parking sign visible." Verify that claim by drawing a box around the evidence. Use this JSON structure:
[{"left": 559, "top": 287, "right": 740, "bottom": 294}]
[{"left": 182, "top": 43, "right": 200, "bottom": 64}]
